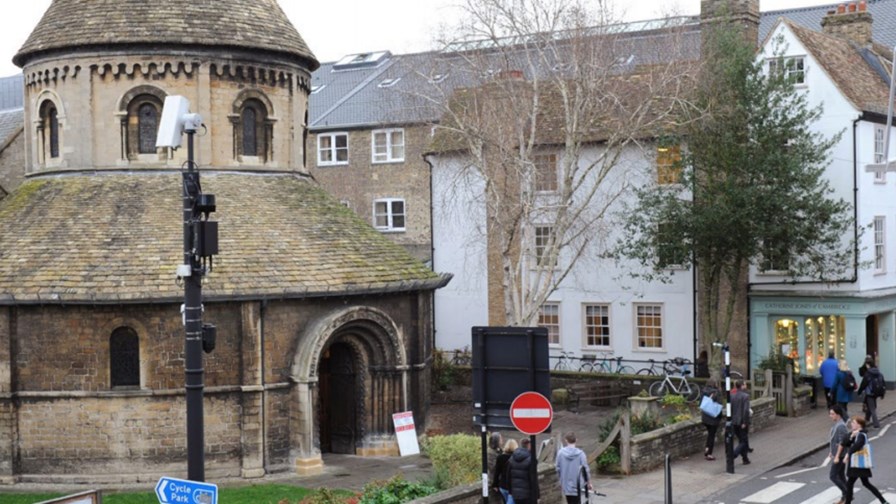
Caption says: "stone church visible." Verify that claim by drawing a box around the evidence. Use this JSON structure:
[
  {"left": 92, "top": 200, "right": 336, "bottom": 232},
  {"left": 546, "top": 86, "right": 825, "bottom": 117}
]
[{"left": 0, "top": 0, "right": 449, "bottom": 484}]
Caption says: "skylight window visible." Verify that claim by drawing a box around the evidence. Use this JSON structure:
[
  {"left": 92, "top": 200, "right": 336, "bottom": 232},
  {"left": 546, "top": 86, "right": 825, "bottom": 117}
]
[
  {"left": 429, "top": 73, "right": 449, "bottom": 84},
  {"left": 310, "top": 84, "right": 326, "bottom": 94},
  {"left": 378, "top": 77, "right": 402, "bottom": 88}
]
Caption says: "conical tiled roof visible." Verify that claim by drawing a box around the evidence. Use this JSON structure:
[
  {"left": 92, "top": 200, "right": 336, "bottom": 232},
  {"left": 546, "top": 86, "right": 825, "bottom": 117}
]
[
  {"left": 13, "top": 0, "right": 318, "bottom": 70},
  {"left": 0, "top": 172, "right": 447, "bottom": 304}
]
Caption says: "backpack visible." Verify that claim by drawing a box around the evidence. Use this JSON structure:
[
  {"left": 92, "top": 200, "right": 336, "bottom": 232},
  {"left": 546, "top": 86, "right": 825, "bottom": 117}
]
[
  {"left": 843, "top": 371, "right": 857, "bottom": 391},
  {"left": 867, "top": 371, "right": 886, "bottom": 398}
]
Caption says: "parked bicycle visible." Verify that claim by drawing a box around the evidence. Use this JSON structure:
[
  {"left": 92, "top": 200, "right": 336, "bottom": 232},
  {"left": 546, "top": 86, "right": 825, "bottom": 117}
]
[
  {"left": 636, "top": 358, "right": 679, "bottom": 376},
  {"left": 579, "top": 352, "right": 636, "bottom": 374},
  {"left": 449, "top": 347, "right": 472, "bottom": 366},
  {"left": 649, "top": 368, "right": 700, "bottom": 402},
  {"left": 553, "top": 350, "right": 577, "bottom": 371}
]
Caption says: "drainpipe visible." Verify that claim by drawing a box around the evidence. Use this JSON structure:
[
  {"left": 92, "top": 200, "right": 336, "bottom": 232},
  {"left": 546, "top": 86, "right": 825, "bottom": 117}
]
[
  {"left": 260, "top": 299, "right": 267, "bottom": 472},
  {"left": 423, "top": 153, "right": 438, "bottom": 357}
]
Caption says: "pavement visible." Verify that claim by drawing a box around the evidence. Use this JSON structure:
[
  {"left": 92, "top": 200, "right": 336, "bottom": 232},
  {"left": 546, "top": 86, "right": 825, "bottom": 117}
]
[
  {"left": 268, "top": 396, "right": 896, "bottom": 503},
  {"left": 5, "top": 396, "right": 893, "bottom": 502}
]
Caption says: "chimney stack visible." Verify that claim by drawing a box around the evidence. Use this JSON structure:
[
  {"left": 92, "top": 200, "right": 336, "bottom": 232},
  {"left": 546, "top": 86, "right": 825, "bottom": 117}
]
[
  {"left": 821, "top": 1, "right": 872, "bottom": 46},
  {"left": 701, "top": 0, "right": 761, "bottom": 47}
]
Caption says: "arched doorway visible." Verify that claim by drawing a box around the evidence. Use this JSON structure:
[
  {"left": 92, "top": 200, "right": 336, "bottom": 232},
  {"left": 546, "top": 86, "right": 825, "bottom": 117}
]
[{"left": 318, "top": 341, "right": 358, "bottom": 454}]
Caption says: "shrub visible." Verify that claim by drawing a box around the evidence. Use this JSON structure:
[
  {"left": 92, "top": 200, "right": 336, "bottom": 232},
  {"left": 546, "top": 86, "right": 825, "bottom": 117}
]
[
  {"left": 432, "top": 350, "right": 457, "bottom": 391},
  {"left": 595, "top": 444, "right": 620, "bottom": 469},
  {"left": 359, "top": 475, "right": 436, "bottom": 504},
  {"left": 630, "top": 410, "right": 662, "bottom": 435},
  {"left": 422, "top": 433, "right": 480, "bottom": 486},
  {"left": 299, "top": 488, "right": 360, "bottom": 504}
]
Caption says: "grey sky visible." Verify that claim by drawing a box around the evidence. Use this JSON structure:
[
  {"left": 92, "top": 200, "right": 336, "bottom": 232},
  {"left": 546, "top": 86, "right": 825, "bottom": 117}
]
[{"left": 0, "top": 0, "right": 834, "bottom": 77}]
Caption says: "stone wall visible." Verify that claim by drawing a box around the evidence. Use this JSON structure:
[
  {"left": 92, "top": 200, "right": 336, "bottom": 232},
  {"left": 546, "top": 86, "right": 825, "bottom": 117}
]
[{"left": 629, "top": 396, "right": 776, "bottom": 472}]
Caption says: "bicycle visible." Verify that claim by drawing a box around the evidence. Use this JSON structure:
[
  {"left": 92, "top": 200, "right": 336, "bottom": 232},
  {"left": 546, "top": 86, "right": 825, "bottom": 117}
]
[
  {"left": 449, "top": 347, "right": 472, "bottom": 366},
  {"left": 553, "top": 350, "right": 577, "bottom": 371},
  {"left": 636, "top": 358, "right": 672, "bottom": 376},
  {"left": 580, "top": 352, "right": 635, "bottom": 374},
  {"left": 649, "top": 368, "right": 700, "bottom": 402}
]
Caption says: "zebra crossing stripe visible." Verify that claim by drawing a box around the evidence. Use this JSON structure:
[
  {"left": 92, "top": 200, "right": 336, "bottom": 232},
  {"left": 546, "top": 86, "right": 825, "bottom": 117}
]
[
  {"left": 742, "top": 482, "right": 805, "bottom": 503},
  {"left": 796, "top": 486, "right": 841, "bottom": 504},
  {"left": 882, "top": 492, "right": 896, "bottom": 503}
]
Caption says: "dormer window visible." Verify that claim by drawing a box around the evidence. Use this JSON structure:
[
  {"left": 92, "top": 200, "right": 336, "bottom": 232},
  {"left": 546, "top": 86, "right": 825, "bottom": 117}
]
[
  {"left": 311, "top": 84, "right": 326, "bottom": 94},
  {"left": 378, "top": 78, "right": 401, "bottom": 88}
]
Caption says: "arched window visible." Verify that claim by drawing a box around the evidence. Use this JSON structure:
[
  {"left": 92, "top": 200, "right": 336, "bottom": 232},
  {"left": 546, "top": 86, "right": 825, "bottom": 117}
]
[
  {"left": 110, "top": 326, "right": 140, "bottom": 387},
  {"left": 138, "top": 103, "right": 159, "bottom": 154},
  {"left": 38, "top": 100, "right": 60, "bottom": 162},
  {"left": 231, "top": 92, "right": 273, "bottom": 163},
  {"left": 123, "top": 91, "right": 165, "bottom": 160}
]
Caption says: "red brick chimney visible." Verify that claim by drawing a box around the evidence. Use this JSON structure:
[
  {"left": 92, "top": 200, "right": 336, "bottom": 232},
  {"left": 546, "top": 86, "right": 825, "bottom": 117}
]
[{"left": 821, "top": 1, "right": 872, "bottom": 46}]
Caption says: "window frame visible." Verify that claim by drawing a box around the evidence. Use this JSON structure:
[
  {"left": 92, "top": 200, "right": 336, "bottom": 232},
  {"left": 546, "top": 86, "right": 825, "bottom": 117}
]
[
  {"left": 539, "top": 302, "right": 561, "bottom": 346},
  {"left": 110, "top": 326, "right": 141, "bottom": 388},
  {"left": 533, "top": 152, "right": 559, "bottom": 192},
  {"left": 656, "top": 144, "right": 682, "bottom": 185},
  {"left": 534, "top": 225, "right": 557, "bottom": 268},
  {"left": 373, "top": 197, "right": 406, "bottom": 232},
  {"left": 874, "top": 215, "right": 886, "bottom": 273},
  {"left": 769, "top": 56, "right": 806, "bottom": 85},
  {"left": 760, "top": 235, "right": 791, "bottom": 273},
  {"left": 371, "top": 128, "right": 405, "bottom": 163},
  {"left": 874, "top": 126, "right": 886, "bottom": 183},
  {"left": 317, "top": 132, "right": 350, "bottom": 166},
  {"left": 583, "top": 303, "right": 611, "bottom": 348},
  {"left": 634, "top": 303, "right": 664, "bottom": 350}
]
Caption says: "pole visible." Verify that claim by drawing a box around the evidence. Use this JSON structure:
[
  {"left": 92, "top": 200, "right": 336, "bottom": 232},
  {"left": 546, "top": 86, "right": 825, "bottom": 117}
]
[
  {"left": 664, "top": 453, "right": 672, "bottom": 504},
  {"left": 183, "top": 128, "right": 205, "bottom": 481},
  {"left": 723, "top": 343, "right": 734, "bottom": 474},
  {"left": 478, "top": 329, "right": 488, "bottom": 504}
]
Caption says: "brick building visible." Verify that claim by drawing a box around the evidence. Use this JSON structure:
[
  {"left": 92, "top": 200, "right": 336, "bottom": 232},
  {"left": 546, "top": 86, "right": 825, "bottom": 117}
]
[{"left": 0, "top": 0, "right": 448, "bottom": 484}]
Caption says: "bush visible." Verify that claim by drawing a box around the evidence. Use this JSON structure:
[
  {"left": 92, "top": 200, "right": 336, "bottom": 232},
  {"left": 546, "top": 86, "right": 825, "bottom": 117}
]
[
  {"left": 432, "top": 350, "right": 457, "bottom": 391},
  {"left": 630, "top": 410, "right": 662, "bottom": 435},
  {"left": 595, "top": 444, "right": 620, "bottom": 469},
  {"left": 359, "top": 475, "right": 436, "bottom": 504},
  {"left": 422, "top": 433, "right": 480, "bottom": 486},
  {"left": 299, "top": 488, "right": 360, "bottom": 504}
]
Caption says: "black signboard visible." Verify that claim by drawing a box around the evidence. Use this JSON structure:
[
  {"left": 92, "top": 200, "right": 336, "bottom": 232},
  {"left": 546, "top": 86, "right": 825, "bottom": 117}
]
[{"left": 470, "top": 326, "right": 551, "bottom": 430}]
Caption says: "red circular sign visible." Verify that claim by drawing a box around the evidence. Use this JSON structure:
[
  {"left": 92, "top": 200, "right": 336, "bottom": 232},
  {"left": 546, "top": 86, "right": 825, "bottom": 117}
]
[{"left": 510, "top": 391, "right": 553, "bottom": 435}]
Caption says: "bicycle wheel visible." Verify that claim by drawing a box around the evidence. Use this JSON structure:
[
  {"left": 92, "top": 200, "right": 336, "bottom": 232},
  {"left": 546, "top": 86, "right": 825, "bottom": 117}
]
[
  {"left": 578, "top": 362, "right": 594, "bottom": 373},
  {"left": 683, "top": 382, "right": 701, "bottom": 402},
  {"left": 649, "top": 380, "right": 667, "bottom": 397},
  {"left": 636, "top": 367, "right": 655, "bottom": 375},
  {"left": 554, "top": 360, "right": 565, "bottom": 371},
  {"left": 617, "top": 365, "right": 636, "bottom": 375}
]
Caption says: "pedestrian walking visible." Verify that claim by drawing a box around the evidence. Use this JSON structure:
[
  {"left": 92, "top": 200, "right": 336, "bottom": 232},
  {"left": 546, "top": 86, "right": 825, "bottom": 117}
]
[
  {"left": 701, "top": 379, "right": 723, "bottom": 461},
  {"left": 488, "top": 432, "right": 504, "bottom": 503},
  {"left": 820, "top": 351, "right": 839, "bottom": 409},
  {"left": 493, "top": 438, "right": 517, "bottom": 504},
  {"left": 858, "top": 356, "right": 885, "bottom": 429},
  {"left": 833, "top": 362, "right": 856, "bottom": 421},
  {"left": 826, "top": 405, "right": 849, "bottom": 504},
  {"left": 508, "top": 437, "right": 539, "bottom": 504},
  {"left": 837, "top": 417, "right": 888, "bottom": 504},
  {"left": 730, "top": 380, "right": 751, "bottom": 464},
  {"left": 556, "top": 432, "right": 592, "bottom": 504}
]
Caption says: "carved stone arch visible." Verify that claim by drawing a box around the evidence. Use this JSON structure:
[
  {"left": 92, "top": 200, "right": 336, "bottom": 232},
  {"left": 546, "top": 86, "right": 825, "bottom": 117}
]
[
  {"left": 33, "top": 89, "right": 66, "bottom": 168},
  {"left": 231, "top": 89, "right": 275, "bottom": 118},
  {"left": 117, "top": 85, "right": 168, "bottom": 161},
  {"left": 290, "top": 306, "right": 406, "bottom": 382}
]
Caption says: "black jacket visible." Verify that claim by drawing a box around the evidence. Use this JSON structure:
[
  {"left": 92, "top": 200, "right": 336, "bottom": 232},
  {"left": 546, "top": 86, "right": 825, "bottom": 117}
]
[
  {"left": 508, "top": 447, "right": 539, "bottom": 501},
  {"left": 493, "top": 452, "right": 511, "bottom": 490}
]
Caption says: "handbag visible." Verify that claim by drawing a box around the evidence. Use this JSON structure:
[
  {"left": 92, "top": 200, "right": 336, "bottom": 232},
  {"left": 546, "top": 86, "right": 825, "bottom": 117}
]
[
  {"left": 849, "top": 432, "right": 873, "bottom": 469},
  {"left": 700, "top": 394, "right": 722, "bottom": 417}
]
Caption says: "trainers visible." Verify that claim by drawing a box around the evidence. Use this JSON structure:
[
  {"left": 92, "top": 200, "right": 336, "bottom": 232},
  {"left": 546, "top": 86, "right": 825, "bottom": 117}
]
[
  {"left": 705, "top": 454, "right": 716, "bottom": 461},
  {"left": 742, "top": 459, "right": 751, "bottom": 465}
]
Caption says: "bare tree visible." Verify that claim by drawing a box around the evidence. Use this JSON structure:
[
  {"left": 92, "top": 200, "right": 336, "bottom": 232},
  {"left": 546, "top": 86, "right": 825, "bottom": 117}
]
[{"left": 422, "top": 0, "right": 697, "bottom": 326}]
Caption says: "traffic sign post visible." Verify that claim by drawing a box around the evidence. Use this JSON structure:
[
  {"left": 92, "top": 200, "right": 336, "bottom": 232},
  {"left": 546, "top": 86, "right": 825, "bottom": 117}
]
[
  {"left": 156, "top": 476, "right": 218, "bottom": 504},
  {"left": 510, "top": 391, "right": 553, "bottom": 435}
]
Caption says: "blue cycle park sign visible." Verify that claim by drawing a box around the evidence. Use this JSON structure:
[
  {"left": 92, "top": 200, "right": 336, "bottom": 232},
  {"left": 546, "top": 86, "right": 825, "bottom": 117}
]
[{"left": 155, "top": 476, "right": 218, "bottom": 504}]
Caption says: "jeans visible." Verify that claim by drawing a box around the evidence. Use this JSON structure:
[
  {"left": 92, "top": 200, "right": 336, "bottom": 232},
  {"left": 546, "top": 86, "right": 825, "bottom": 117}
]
[
  {"left": 499, "top": 488, "right": 514, "bottom": 504},
  {"left": 829, "top": 460, "right": 847, "bottom": 498},
  {"left": 864, "top": 395, "right": 880, "bottom": 428}
]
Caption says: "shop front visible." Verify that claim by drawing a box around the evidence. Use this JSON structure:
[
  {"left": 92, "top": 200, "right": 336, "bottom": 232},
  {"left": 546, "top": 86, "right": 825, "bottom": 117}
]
[{"left": 750, "top": 295, "right": 896, "bottom": 382}]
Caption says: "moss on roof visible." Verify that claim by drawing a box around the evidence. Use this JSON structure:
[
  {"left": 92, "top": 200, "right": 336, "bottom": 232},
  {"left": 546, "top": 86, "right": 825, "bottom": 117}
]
[
  {"left": 0, "top": 172, "right": 446, "bottom": 304},
  {"left": 14, "top": 0, "right": 318, "bottom": 70}
]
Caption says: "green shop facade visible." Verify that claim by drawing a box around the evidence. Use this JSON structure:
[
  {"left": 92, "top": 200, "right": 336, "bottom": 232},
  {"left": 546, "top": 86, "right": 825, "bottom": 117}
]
[{"left": 749, "top": 294, "right": 896, "bottom": 383}]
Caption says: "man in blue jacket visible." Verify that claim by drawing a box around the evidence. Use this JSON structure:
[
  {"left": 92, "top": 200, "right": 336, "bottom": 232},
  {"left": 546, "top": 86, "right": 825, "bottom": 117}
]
[{"left": 819, "top": 351, "right": 839, "bottom": 409}]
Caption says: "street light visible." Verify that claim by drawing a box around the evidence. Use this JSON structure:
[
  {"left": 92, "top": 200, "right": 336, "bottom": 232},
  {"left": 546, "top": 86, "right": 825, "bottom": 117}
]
[{"left": 157, "top": 95, "right": 219, "bottom": 482}]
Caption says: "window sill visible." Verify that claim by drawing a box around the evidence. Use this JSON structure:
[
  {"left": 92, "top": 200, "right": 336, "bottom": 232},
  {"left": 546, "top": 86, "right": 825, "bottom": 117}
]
[
  {"left": 634, "top": 347, "right": 666, "bottom": 353},
  {"left": 376, "top": 228, "right": 406, "bottom": 233},
  {"left": 317, "top": 162, "right": 349, "bottom": 167},
  {"left": 371, "top": 159, "right": 406, "bottom": 165}
]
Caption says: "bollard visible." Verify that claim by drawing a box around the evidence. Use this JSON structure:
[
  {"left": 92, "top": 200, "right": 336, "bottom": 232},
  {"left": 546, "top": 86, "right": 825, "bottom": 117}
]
[
  {"left": 665, "top": 453, "right": 672, "bottom": 503},
  {"left": 724, "top": 420, "right": 735, "bottom": 474}
]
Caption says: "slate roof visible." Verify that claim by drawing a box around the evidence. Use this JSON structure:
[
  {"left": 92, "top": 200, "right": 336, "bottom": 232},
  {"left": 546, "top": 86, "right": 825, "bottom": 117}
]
[
  {"left": 0, "top": 172, "right": 448, "bottom": 304},
  {"left": 0, "top": 75, "right": 23, "bottom": 111},
  {"left": 311, "top": 0, "right": 896, "bottom": 131},
  {"left": 13, "top": 0, "right": 318, "bottom": 70}
]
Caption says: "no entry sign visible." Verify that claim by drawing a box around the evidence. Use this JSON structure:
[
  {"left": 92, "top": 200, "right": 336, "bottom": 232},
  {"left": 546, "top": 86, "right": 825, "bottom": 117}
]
[{"left": 509, "top": 391, "right": 553, "bottom": 435}]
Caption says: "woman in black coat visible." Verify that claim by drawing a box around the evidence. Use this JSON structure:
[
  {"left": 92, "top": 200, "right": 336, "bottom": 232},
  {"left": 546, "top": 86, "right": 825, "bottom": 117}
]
[
  {"left": 507, "top": 437, "right": 539, "bottom": 504},
  {"left": 492, "top": 438, "right": 517, "bottom": 503},
  {"left": 701, "top": 379, "right": 723, "bottom": 460},
  {"left": 838, "top": 417, "right": 888, "bottom": 504}
]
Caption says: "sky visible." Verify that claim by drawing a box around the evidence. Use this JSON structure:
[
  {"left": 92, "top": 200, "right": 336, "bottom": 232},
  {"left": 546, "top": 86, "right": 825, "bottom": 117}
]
[{"left": 0, "top": 0, "right": 837, "bottom": 77}]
